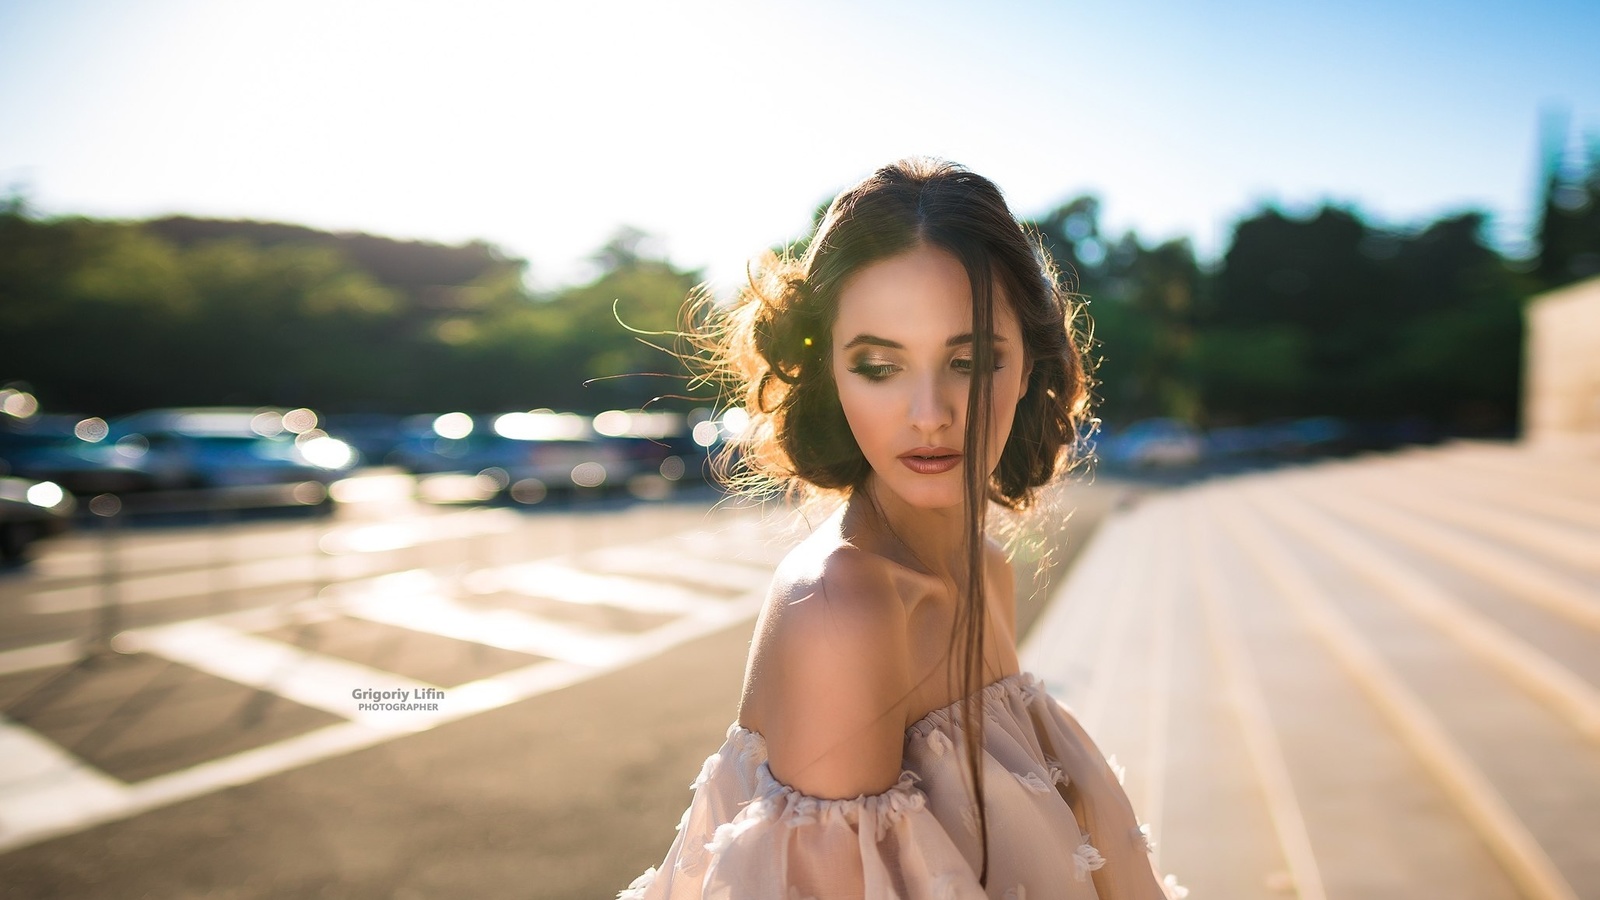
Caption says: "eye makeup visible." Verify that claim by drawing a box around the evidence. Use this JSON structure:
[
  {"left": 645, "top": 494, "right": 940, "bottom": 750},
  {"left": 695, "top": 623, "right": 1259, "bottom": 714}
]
[
  {"left": 846, "top": 354, "right": 1006, "bottom": 381},
  {"left": 848, "top": 361, "right": 897, "bottom": 381}
]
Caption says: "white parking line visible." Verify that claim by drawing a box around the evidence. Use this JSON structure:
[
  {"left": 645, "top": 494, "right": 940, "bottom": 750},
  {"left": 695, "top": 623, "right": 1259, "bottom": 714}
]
[
  {"left": 476, "top": 560, "right": 737, "bottom": 617},
  {"left": 0, "top": 715, "right": 130, "bottom": 843},
  {"left": 0, "top": 640, "right": 81, "bottom": 677},
  {"left": 0, "top": 527, "right": 782, "bottom": 854},
  {"left": 24, "top": 510, "right": 522, "bottom": 613},
  {"left": 120, "top": 620, "right": 448, "bottom": 732},
  {"left": 23, "top": 508, "right": 520, "bottom": 588},
  {"left": 337, "top": 581, "right": 640, "bottom": 668},
  {"left": 576, "top": 543, "right": 771, "bottom": 594},
  {"left": 0, "top": 587, "right": 764, "bottom": 855}
]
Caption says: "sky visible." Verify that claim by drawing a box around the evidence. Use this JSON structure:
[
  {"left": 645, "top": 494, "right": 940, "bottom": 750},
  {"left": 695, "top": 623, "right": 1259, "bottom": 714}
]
[{"left": 2, "top": 0, "right": 1597, "bottom": 293}]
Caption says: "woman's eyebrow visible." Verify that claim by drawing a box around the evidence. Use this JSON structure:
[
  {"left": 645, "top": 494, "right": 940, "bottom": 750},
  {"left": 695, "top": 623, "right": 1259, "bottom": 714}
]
[
  {"left": 843, "top": 334, "right": 903, "bottom": 350},
  {"left": 842, "top": 332, "right": 1009, "bottom": 350}
]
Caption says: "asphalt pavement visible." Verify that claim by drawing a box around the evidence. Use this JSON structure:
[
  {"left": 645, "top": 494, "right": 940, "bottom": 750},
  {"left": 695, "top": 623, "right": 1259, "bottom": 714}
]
[{"left": 0, "top": 476, "right": 1129, "bottom": 899}]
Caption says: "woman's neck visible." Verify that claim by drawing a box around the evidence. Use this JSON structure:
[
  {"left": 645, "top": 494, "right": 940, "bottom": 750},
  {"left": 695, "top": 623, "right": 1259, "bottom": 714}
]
[{"left": 847, "top": 473, "right": 973, "bottom": 584}]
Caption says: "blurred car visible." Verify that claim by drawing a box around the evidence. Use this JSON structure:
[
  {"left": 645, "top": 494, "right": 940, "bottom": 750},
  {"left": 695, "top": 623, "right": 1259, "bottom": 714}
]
[
  {"left": 389, "top": 411, "right": 630, "bottom": 499},
  {"left": 109, "top": 408, "right": 358, "bottom": 489},
  {"left": 1202, "top": 424, "right": 1271, "bottom": 460},
  {"left": 591, "top": 409, "right": 711, "bottom": 485},
  {"left": 0, "top": 414, "right": 152, "bottom": 495},
  {"left": 1286, "top": 416, "right": 1355, "bottom": 456},
  {"left": 1101, "top": 418, "right": 1205, "bottom": 469},
  {"left": 0, "top": 475, "right": 75, "bottom": 562},
  {"left": 1203, "top": 416, "right": 1358, "bottom": 463},
  {"left": 320, "top": 412, "right": 407, "bottom": 468}
]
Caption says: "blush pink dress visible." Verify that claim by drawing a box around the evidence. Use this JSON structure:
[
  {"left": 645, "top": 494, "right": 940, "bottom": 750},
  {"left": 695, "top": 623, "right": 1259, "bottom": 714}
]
[{"left": 619, "top": 671, "right": 1188, "bottom": 899}]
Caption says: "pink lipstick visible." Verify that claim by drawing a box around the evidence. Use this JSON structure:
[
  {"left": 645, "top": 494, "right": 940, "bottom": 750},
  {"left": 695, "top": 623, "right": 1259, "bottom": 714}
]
[{"left": 898, "top": 447, "right": 961, "bottom": 475}]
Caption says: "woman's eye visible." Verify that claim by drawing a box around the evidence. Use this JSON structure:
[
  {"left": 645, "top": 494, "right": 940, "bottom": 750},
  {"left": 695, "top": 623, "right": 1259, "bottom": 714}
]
[
  {"left": 849, "top": 362, "right": 896, "bottom": 380},
  {"left": 952, "top": 358, "right": 1005, "bottom": 376}
]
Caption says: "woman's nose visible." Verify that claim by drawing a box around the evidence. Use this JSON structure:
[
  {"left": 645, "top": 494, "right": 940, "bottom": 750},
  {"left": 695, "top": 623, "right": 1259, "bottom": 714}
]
[{"left": 908, "top": 371, "right": 955, "bottom": 433}]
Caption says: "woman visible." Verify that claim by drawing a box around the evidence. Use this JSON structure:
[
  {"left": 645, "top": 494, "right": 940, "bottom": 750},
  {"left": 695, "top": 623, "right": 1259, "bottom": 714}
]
[{"left": 621, "top": 158, "right": 1185, "bottom": 899}]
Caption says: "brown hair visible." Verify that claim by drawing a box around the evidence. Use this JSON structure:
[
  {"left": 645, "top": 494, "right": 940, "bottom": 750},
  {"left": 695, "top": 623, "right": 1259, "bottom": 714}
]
[{"left": 682, "top": 157, "right": 1091, "bottom": 887}]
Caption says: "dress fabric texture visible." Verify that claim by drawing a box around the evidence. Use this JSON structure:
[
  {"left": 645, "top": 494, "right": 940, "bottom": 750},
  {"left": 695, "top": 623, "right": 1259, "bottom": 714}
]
[{"left": 619, "top": 671, "right": 1187, "bottom": 900}]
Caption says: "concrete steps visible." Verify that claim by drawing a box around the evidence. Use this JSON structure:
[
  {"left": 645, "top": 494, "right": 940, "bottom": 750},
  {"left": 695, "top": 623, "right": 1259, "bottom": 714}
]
[{"left": 1022, "top": 442, "right": 1599, "bottom": 899}]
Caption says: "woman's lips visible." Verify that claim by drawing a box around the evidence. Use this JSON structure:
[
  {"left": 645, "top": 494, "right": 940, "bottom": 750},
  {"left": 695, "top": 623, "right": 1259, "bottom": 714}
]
[{"left": 902, "top": 448, "right": 960, "bottom": 477}]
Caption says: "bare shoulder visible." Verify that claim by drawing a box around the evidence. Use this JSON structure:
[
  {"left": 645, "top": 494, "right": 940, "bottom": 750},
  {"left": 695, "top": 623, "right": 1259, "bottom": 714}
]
[
  {"left": 756, "top": 540, "right": 913, "bottom": 688},
  {"left": 775, "top": 540, "right": 912, "bottom": 623},
  {"left": 739, "top": 541, "right": 914, "bottom": 800}
]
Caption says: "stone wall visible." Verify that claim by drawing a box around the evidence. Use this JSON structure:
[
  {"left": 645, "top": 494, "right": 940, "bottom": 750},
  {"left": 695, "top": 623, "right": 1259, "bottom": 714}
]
[{"left": 1523, "top": 276, "right": 1600, "bottom": 446}]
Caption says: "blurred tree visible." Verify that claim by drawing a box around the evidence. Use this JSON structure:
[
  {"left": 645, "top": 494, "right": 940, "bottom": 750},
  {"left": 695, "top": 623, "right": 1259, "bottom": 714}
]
[
  {"left": 174, "top": 239, "right": 401, "bottom": 409},
  {"left": 1118, "top": 238, "right": 1201, "bottom": 421},
  {"left": 1029, "top": 197, "right": 1198, "bottom": 423},
  {"left": 1201, "top": 204, "right": 1524, "bottom": 432},
  {"left": 1376, "top": 214, "right": 1527, "bottom": 432},
  {"left": 1534, "top": 112, "right": 1600, "bottom": 289},
  {"left": 446, "top": 226, "right": 705, "bottom": 414},
  {"left": 1, "top": 212, "right": 412, "bottom": 413},
  {"left": 588, "top": 225, "right": 664, "bottom": 274},
  {"left": 1031, "top": 196, "right": 1108, "bottom": 296},
  {"left": 1205, "top": 206, "right": 1388, "bottom": 418},
  {"left": 1, "top": 216, "right": 192, "bottom": 412},
  {"left": 0, "top": 187, "right": 1539, "bottom": 436},
  {"left": 1188, "top": 325, "right": 1310, "bottom": 420}
]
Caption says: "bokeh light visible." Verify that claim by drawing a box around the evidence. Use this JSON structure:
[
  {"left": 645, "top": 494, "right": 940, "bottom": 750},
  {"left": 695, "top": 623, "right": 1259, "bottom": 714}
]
[
  {"left": 25, "top": 480, "right": 65, "bottom": 508},
  {"left": 570, "top": 461, "right": 607, "bottom": 488},
  {"left": 282, "top": 408, "right": 318, "bottom": 434},
  {"left": 74, "top": 417, "right": 109, "bottom": 442},
  {"left": 250, "top": 411, "right": 286, "bottom": 437},
  {"left": 1, "top": 388, "right": 40, "bottom": 419},
  {"left": 432, "top": 412, "right": 474, "bottom": 440}
]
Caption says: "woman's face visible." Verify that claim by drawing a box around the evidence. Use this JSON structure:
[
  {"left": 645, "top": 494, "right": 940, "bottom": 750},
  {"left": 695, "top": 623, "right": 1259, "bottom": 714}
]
[{"left": 830, "top": 243, "right": 1032, "bottom": 511}]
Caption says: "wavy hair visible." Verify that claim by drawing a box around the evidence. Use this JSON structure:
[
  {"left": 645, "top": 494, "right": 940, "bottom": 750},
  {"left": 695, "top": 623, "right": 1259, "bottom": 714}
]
[{"left": 681, "top": 157, "right": 1092, "bottom": 887}]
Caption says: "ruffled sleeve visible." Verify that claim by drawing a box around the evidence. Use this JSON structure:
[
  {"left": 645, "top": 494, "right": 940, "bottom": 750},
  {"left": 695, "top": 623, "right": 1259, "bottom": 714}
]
[
  {"left": 624, "top": 674, "right": 1190, "bottom": 900},
  {"left": 699, "top": 764, "right": 987, "bottom": 900},
  {"left": 626, "top": 726, "right": 987, "bottom": 900}
]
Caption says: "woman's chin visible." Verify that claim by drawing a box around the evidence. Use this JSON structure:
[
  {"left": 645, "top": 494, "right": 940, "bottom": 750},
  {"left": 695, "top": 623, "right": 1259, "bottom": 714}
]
[{"left": 874, "top": 472, "right": 966, "bottom": 510}]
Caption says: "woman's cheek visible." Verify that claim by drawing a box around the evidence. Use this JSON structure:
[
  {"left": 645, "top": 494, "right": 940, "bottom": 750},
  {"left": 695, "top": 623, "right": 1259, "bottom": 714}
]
[{"left": 837, "top": 386, "right": 882, "bottom": 450}]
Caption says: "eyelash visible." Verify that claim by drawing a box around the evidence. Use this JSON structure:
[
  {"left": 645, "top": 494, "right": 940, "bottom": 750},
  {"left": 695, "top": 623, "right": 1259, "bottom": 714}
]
[
  {"left": 848, "top": 359, "right": 1005, "bottom": 381},
  {"left": 849, "top": 363, "right": 896, "bottom": 381}
]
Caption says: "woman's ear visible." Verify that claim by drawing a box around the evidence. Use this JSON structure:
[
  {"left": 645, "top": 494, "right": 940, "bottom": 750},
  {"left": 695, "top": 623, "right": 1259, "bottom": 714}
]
[{"left": 1019, "top": 358, "right": 1035, "bottom": 400}]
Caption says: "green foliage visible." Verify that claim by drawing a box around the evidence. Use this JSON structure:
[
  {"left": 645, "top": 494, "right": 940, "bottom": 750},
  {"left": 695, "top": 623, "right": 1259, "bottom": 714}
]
[
  {"left": 8, "top": 125, "right": 1594, "bottom": 433},
  {"left": 1189, "top": 326, "right": 1311, "bottom": 418},
  {"left": 0, "top": 210, "right": 709, "bottom": 416},
  {"left": 1195, "top": 206, "right": 1527, "bottom": 430},
  {"left": 457, "top": 241, "right": 705, "bottom": 413},
  {"left": 1025, "top": 183, "right": 1553, "bottom": 434}
]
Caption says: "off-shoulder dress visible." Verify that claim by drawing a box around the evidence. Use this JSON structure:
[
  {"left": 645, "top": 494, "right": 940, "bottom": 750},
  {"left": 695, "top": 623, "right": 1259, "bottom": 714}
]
[{"left": 619, "top": 670, "right": 1188, "bottom": 899}]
